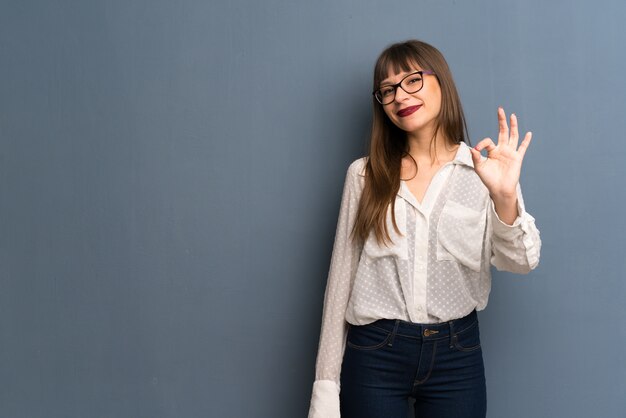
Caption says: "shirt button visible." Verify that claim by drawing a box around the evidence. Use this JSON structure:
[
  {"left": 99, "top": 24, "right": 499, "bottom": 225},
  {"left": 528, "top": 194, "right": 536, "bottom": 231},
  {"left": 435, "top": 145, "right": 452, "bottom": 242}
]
[{"left": 417, "top": 306, "right": 423, "bottom": 311}]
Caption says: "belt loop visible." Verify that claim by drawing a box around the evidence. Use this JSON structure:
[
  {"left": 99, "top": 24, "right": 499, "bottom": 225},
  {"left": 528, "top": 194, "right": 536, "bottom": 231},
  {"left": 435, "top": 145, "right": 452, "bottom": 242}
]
[
  {"left": 387, "top": 320, "right": 400, "bottom": 347},
  {"left": 448, "top": 318, "right": 457, "bottom": 349}
]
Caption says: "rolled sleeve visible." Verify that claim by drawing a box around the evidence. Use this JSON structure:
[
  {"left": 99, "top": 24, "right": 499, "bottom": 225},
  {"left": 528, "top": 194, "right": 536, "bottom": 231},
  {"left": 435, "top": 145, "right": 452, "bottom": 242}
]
[{"left": 489, "top": 183, "right": 541, "bottom": 273}]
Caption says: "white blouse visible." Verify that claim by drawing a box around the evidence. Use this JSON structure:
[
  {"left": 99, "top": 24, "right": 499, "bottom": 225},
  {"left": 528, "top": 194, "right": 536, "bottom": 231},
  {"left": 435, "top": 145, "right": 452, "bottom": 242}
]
[{"left": 308, "top": 142, "right": 541, "bottom": 417}]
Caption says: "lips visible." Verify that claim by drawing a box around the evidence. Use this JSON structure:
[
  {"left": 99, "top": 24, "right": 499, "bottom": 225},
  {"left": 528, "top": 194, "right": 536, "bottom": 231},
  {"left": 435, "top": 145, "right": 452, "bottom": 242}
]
[{"left": 397, "top": 105, "right": 421, "bottom": 117}]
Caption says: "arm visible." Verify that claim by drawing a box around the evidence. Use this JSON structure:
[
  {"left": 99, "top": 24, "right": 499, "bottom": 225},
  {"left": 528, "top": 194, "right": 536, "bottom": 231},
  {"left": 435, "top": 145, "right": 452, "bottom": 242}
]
[
  {"left": 469, "top": 107, "right": 541, "bottom": 273},
  {"left": 308, "top": 161, "right": 363, "bottom": 418},
  {"left": 488, "top": 182, "right": 541, "bottom": 273}
]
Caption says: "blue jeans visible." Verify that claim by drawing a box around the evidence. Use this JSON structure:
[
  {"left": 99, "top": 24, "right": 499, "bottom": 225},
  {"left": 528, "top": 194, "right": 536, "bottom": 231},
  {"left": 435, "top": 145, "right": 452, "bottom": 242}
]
[{"left": 340, "top": 309, "right": 486, "bottom": 418}]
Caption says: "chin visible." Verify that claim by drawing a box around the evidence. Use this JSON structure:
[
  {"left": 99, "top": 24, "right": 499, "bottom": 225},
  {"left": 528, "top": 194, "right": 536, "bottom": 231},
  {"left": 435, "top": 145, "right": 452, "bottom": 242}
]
[
  {"left": 398, "top": 121, "right": 427, "bottom": 133},
  {"left": 397, "top": 118, "right": 437, "bottom": 136}
]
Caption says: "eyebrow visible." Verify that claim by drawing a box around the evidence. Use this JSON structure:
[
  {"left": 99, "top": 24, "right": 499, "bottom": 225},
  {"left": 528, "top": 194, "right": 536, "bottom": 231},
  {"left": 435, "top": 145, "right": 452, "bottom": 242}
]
[{"left": 380, "top": 70, "right": 422, "bottom": 86}]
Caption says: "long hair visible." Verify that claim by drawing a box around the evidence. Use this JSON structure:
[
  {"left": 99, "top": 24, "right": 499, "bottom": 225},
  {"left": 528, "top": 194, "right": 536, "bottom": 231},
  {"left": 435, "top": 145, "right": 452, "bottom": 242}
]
[{"left": 351, "top": 40, "right": 470, "bottom": 247}]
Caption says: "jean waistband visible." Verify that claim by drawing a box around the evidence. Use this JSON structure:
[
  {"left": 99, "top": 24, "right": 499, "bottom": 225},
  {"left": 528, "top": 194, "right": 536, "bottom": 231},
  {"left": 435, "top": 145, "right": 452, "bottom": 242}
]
[{"left": 363, "top": 309, "right": 478, "bottom": 341}]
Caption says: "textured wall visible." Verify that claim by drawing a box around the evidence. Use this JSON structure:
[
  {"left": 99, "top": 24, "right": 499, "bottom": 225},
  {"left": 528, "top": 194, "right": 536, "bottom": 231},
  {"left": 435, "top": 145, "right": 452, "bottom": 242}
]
[{"left": 1, "top": 0, "right": 624, "bottom": 416}]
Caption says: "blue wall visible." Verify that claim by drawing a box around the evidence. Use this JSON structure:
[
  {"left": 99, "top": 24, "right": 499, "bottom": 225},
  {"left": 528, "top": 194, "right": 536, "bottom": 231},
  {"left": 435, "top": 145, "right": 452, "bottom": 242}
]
[{"left": 1, "top": 0, "right": 624, "bottom": 417}]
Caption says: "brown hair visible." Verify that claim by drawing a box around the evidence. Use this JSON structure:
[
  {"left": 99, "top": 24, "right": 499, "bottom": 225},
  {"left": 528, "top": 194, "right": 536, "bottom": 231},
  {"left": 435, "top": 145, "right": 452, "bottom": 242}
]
[{"left": 351, "top": 40, "right": 470, "bottom": 247}]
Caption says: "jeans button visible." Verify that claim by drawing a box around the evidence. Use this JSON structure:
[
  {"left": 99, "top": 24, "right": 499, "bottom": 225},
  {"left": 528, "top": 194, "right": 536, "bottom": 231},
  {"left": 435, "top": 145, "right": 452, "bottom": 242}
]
[{"left": 424, "top": 329, "right": 439, "bottom": 337}]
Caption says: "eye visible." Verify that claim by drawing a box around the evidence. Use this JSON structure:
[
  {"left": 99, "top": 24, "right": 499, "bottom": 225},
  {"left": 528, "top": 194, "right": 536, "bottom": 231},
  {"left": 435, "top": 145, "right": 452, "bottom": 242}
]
[
  {"left": 405, "top": 75, "right": 423, "bottom": 85},
  {"left": 380, "top": 87, "right": 394, "bottom": 97}
]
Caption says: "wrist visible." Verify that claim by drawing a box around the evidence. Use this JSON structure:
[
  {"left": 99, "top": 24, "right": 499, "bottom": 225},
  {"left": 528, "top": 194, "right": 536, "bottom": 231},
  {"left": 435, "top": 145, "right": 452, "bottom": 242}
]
[
  {"left": 489, "top": 181, "right": 517, "bottom": 201},
  {"left": 490, "top": 193, "right": 517, "bottom": 207},
  {"left": 491, "top": 195, "right": 519, "bottom": 226}
]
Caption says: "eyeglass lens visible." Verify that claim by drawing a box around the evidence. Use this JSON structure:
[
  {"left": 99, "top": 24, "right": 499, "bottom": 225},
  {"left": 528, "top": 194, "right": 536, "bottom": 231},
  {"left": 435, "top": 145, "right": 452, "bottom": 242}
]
[{"left": 375, "top": 72, "right": 424, "bottom": 105}]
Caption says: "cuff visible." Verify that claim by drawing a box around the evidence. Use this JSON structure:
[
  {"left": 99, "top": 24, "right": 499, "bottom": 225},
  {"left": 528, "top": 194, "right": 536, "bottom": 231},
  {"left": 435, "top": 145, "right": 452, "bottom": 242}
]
[{"left": 308, "top": 379, "right": 341, "bottom": 418}]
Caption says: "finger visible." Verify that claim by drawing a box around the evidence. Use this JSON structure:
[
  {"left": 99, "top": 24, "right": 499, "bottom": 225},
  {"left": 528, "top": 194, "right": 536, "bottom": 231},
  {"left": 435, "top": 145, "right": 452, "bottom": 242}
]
[
  {"left": 497, "top": 107, "right": 509, "bottom": 146},
  {"left": 469, "top": 147, "right": 484, "bottom": 169},
  {"left": 517, "top": 132, "right": 533, "bottom": 159},
  {"left": 510, "top": 113, "right": 519, "bottom": 148},
  {"left": 474, "top": 137, "right": 497, "bottom": 155}
]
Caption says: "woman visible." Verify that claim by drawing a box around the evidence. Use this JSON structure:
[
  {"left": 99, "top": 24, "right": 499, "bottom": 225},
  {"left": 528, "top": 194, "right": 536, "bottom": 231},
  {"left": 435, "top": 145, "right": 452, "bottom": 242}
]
[{"left": 308, "top": 40, "right": 541, "bottom": 418}]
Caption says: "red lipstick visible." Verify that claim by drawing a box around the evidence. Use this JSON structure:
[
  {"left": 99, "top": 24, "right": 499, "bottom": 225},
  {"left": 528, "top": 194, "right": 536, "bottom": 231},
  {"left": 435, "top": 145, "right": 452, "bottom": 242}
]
[{"left": 397, "top": 105, "right": 421, "bottom": 117}]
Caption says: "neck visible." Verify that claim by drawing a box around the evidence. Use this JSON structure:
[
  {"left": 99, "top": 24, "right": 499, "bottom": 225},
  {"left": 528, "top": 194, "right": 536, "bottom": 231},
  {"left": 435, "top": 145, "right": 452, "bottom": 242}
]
[{"left": 406, "top": 130, "right": 458, "bottom": 165}]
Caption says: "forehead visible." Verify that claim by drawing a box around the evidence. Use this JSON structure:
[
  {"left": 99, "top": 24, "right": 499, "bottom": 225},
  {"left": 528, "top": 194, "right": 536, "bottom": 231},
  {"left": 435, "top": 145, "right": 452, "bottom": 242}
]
[{"left": 380, "top": 59, "right": 423, "bottom": 84}]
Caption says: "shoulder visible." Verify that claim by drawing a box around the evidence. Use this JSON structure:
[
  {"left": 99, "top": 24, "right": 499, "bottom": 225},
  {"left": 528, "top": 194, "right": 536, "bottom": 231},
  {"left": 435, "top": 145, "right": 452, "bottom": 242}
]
[
  {"left": 345, "top": 156, "right": 368, "bottom": 192},
  {"left": 347, "top": 156, "right": 368, "bottom": 177}
]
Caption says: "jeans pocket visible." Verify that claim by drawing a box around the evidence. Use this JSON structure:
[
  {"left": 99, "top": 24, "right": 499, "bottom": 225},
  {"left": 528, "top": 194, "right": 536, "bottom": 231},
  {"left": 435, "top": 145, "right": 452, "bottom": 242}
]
[
  {"left": 451, "top": 320, "right": 482, "bottom": 352},
  {"left": 346, "top": 324, "right": 392, "bottom": 351}
]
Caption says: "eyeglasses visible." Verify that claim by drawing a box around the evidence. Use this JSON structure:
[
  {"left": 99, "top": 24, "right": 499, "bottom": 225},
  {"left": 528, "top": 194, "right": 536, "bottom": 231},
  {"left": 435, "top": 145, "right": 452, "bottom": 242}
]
[{"left": 372, "top": 70, "right": 436, "bottom": 105}]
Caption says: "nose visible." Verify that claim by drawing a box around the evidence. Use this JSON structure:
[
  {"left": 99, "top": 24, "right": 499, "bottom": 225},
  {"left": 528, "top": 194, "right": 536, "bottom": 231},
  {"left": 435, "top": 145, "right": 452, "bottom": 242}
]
[{"left": 394, "top": 86, "right": 410, "bottom": 103}]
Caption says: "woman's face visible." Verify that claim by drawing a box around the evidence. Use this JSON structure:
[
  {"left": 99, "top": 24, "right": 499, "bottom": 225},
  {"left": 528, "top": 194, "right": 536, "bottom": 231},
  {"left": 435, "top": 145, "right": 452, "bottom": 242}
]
[{"left": 379, "top": 65, "right": 442, "bottom": 138}]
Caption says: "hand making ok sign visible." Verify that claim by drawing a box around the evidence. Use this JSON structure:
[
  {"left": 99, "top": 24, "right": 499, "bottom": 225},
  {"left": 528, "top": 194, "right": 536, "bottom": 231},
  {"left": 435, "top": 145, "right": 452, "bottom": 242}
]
[{"left": 469, "top": 107, "right": 533, "bottom": 200}]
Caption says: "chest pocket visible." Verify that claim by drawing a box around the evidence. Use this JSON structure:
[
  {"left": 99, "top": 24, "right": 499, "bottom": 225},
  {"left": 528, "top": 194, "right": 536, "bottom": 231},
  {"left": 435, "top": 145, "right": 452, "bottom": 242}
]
[
  {"left": 436, "top": 199, "right": 486, "bottom": 272},
  {"left": 363, "top": 198, "right": 409, "bottom": 260}
]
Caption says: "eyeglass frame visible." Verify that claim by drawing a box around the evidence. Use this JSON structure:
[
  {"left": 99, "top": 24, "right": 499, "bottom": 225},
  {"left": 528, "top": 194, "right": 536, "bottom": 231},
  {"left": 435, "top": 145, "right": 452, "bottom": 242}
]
[{"left": 372, "top": 70, "right": 436, "bottom": 105}]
